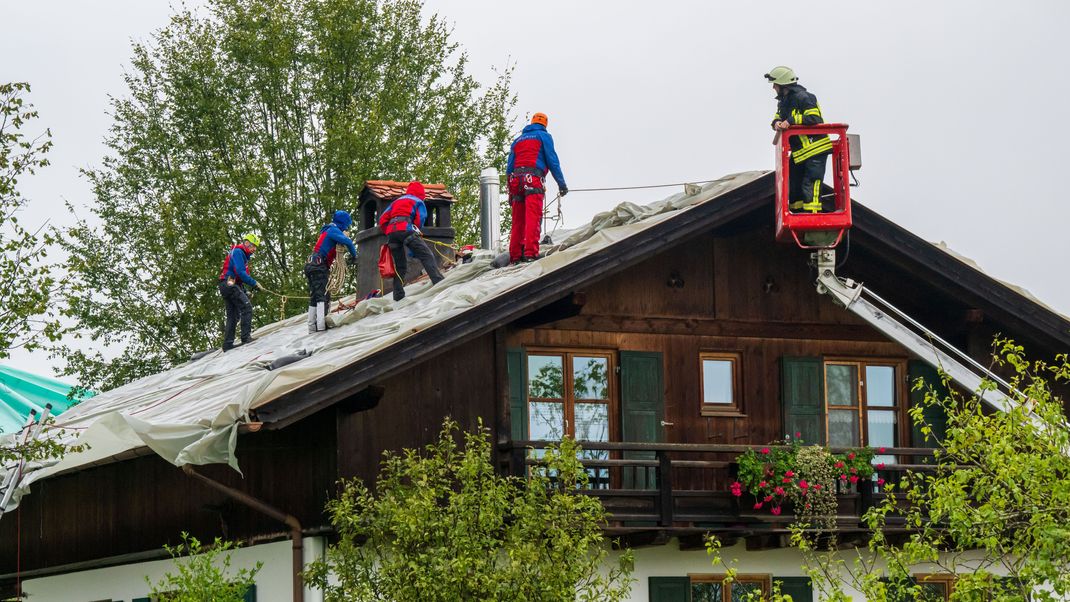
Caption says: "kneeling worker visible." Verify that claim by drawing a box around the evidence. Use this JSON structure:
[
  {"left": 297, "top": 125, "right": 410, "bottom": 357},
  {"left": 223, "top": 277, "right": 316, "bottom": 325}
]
[
  {"left": 378, "top": 181, "right": 444, "bottom": 301},
  {"left": 219, "top": 233, "right": 263, "bottom": 351},
  {"left": 305, "top": 210, "right": 357, "bottom": 333}
]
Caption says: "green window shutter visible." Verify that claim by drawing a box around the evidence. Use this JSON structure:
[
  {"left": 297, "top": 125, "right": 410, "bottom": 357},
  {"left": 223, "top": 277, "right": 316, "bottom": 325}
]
[
  {"left": 243, "top": 583, "right": 257, "bottom": 602},
  {"left": 909, "top": 360, "right": 949, "bottom": 448},
  {"left": 781, "top": 357, "right": 825, "bottom": 444},
  {"left": 649, "top": 576, "right": 691, "bottom": 602},
  {"left": 507, "top": 348, "right": 527, "bottom": 440},
  {"left": 776, "top": 576, "right": 813, "bottom": 602},
  {"left": 621, "top": 351, "right": 664, "bottom": 490}
]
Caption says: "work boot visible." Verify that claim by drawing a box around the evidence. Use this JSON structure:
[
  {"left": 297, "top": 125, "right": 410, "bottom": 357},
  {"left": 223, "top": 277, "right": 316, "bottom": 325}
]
[
  {"left": 241, "top": 336, "right": 255, "bottom": 346},
  {"left": 222, "top": 343, "right": 235, "bottom": 352},
  {"left": 315, "top": 301, "right": 327, "bottom": 331},
  {"left": 393, "top": 287, "right": 406, "bottom": 302},
  {"left": 307, "top": 306, "right": 317, "bottom": 334}
]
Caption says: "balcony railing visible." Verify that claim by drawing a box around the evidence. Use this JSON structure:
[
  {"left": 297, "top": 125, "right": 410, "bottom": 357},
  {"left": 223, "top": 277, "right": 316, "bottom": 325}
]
[{"left": 500, "top": 440, "right": 938, "bottom": 534}]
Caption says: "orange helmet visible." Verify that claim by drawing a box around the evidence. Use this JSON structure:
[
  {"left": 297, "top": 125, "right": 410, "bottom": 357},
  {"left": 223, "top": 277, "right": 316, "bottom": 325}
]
[{"left": 531, "top": 112, "right": 549, "bottom": 127}]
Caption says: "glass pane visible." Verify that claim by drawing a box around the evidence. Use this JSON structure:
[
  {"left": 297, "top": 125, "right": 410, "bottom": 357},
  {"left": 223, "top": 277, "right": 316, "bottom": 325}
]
[
  {"left": 732, "top": 581, "right": 764, "bottom": 602},
  {"left": 573, "top": 356, "right": 609, "bottom": 400},
  {"left": 918, "top": 582, "right": 949, "bottom": 601},
  {"left": 702, "top": 359, "right": 734, "bottom": 405},
  {"left": 827, "top": 364, "right": 858, "bottom": 406},
  {"left": 575, "top": 403, "right": 609, "bottom": 443},
  {"left": 829, "top": 409, "right": 860, "bottom": 447},
  {"left": 528, "top": 355, "right": 563, "bottom": 399},
  {"left": 529, "top": 401, "right": 564, "bottom": 441},
  {"left": 866, "top": 365, "right": 896, "bottom": 407},
  {"left": 692, "top": 582, "right": 723, "bottom": 602},
  {"left": 867, "top": 409, "right": 896, "bottom": 451}
]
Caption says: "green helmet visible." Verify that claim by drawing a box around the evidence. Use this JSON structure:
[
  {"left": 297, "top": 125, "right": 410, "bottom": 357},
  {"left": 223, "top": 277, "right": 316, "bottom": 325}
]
[
  {"left": 243, "top": 232, "right": 262, "bottom": 246},
  {"left": 764, "top": 66, "right": 798, "bottom": 85}
]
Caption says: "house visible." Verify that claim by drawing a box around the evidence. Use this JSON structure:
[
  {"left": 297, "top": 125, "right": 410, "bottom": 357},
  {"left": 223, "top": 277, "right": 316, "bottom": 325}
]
[{"left": 1, "top": 171, "right": 1067, "bottom": 601}]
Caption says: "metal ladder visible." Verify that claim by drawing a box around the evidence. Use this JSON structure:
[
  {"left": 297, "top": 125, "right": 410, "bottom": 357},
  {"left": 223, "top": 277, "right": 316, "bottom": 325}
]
[{"left": 0, "top": 403, "right": 53, "bottom": 520}]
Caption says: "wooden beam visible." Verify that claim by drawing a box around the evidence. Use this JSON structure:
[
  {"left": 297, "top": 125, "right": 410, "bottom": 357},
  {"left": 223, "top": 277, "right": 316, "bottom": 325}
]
[
  {"left": 511, "top": 292, "right": 587, "bottom": 328},
  {"left": 546, "top": 314, "right": 888, "bottom": 341},
  {"left": 337, "top": 385, "right": 384, "bottom": 414}
]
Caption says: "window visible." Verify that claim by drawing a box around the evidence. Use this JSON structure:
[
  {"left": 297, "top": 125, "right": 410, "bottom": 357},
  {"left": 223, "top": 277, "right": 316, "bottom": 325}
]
[
  {"left": 527, "top": 350, "right": 614, "bottom": 487},
  {"left": 700, "top": 352, "right": 741, "bottom": 415},
  {"left": 690, "top": 574, "right": 770, "bottom": 601},
  {"left": 824, "top": 360, "right": 903, "bottom": 458},
  {"left": 913, "top": 574, "right": 956, "bottom": 601}
]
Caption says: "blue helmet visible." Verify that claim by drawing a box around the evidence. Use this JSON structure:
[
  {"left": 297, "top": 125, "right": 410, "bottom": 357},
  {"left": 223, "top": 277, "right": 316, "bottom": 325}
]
[{"left": 333, "top": 210, "right": 353, "bottom": 231}]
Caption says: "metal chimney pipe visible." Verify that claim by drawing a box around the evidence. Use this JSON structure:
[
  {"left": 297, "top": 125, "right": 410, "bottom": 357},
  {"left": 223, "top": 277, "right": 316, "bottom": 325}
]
[{"left": 479, "top": 167, "right": 501, "bottom": 251}]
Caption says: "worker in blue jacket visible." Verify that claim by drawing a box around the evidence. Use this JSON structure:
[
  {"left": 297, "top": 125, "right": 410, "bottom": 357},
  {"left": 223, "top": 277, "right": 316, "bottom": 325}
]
[
  {"left": 218, "top": 233, "right": 263, "bottom": 351},
  {"left": 506, "top": 112, "right": 567, "bottom": 263},
  {"left": 305, "top": 210, "right": 358, "bottom": 332},
  {"left": 378, "top": 181, "right": 444, "bottom": 301}
]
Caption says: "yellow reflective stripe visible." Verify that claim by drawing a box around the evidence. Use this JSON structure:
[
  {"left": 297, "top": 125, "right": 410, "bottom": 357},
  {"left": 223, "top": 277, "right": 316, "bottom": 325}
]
[
  {"left": 812, "top": 181, "right": 822, "bottom": 204},
  {"left": 803, "top": 108, "right": 821, "bottom": 116},
  {"left": 792, "top": 138, "right": 834, "bottom": 162},
  {"left": 791, "top": 109, "right": 802, "bottom": 124}
]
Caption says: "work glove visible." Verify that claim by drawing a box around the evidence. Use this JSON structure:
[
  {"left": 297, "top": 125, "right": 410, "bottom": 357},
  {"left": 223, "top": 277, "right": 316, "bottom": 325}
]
[
  {"left": 346, "top": 254, "right": 358, "bottom": 267},
  {"left": 559, "top": 187, "right": 569, "bottom": 197}
]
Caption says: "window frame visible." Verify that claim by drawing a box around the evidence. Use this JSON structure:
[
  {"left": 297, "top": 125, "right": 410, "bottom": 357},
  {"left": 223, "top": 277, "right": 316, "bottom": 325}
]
[
  {"left": 913, "top": 573, "right": 956, "bottom": 600},
  {"left": 524, "top": 347, "right": 618, "bottom": 443},
  {"left": 822, "top": 357, "right": 907, "bottom": 448},
  {"left": 688, "top": 573, "right": 771, "bottom": 601},
  {"left": 699, "top": 351, "right": 743, "bottom": 417}
]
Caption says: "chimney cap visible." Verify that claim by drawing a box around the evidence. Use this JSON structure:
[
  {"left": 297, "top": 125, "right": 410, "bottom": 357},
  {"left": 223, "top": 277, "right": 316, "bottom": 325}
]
[{"left": 361, "top": 180, "right": 455, "bottom": 203}]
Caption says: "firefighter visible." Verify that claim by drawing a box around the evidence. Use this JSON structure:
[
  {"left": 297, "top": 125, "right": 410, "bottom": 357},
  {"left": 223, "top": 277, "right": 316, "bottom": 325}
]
[
  {"left": 218, "top": 233, "right": 263, "bottom": 351},
  {"left": 378, "top": 181, "right": 444, "bottom": 301},
  {"left": 506, "top": 112, "right": 568, "bottom": 263},
  {"left": 765, "top": 66, "right": 833, "bottom": 213},
  {"left": 305, "top": 210, "right": 357, "bottom": 333}
]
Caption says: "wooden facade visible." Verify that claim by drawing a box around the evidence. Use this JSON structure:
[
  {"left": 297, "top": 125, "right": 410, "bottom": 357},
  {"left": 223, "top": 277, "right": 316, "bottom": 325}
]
[{"left": 3, "top": 182, "right": 1068, "bottom": 587}]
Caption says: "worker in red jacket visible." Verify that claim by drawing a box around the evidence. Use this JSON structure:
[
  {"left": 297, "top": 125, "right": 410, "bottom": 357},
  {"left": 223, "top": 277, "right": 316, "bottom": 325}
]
[
  {"left": 506, "top": 112, "right": 568, "bottom": 263},
  {"left": 218, "top": 233, "right": 263, "bottom": 351},
  {"left": 766, "top": 66, "right": 833, "bottom": 213},
  {"left": 378, "top": 181, "right": 444, "bottom": 301}
]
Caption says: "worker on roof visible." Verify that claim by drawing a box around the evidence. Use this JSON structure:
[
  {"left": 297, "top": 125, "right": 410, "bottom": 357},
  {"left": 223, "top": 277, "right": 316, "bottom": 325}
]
[
  {"left": 218, "top": 233, "right": 263, "bottom": 351},
  {"left": 766, "top": 66, "right": 833, "bottom": 213},
  {"left": 305, "top": 210, "right": 358, "bottom": 333},
  {"left": 506, "top": 112, "right": 568, "bottom": 264},
  {"left": 378, "top": 181, "right": 444, "bottom": 301}
]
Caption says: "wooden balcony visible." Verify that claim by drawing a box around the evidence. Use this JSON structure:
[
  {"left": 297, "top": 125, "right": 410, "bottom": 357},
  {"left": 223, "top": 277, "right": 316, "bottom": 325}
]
[{"left": 500, "top": 441, "right": 937, "bottom": 546}]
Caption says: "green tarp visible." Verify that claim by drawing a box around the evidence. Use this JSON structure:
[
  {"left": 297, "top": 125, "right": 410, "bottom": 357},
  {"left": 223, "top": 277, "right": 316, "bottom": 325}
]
[{"left": 0, "top": 365, "right": 90, "bottom": 435}]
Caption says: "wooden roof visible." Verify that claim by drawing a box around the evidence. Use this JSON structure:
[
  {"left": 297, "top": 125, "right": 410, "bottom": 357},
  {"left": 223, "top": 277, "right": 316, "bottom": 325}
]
[{"left": 361, "top": 180, "right": 455, "bottom": 203}]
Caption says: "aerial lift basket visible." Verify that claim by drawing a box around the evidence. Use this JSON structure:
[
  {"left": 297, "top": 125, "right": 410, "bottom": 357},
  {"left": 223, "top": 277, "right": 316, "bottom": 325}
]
[{"left": 774, "top": 123, "right": 854, "bottom": 249}]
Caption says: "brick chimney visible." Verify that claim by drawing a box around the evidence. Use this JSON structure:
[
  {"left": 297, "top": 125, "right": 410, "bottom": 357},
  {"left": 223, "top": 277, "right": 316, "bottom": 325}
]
[{"left": 354, "top": 180, "right": 456, "bottom": 296}]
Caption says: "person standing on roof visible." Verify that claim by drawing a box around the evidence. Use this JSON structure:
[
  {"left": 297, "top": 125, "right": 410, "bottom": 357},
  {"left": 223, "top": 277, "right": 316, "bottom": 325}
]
[
  {"left": 305, "top": 210, "right": 358, "bottom": 333},
  {"left": 766, "top": 66, "right": 833, "bottom": 213},
  {"left": 378, "top": 181, "right": 444, "bottom": 302},
  {"left": 219, "top": 233, "right": 263, "bottom": 351},
  {"left": 506, "top": 112, "right": 568, "bottom": 264}
]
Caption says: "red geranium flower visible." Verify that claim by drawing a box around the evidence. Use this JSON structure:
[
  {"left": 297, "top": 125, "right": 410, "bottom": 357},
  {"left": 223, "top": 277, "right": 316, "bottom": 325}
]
[
  {"left": 839, "top": 474, "right": 848, "bottom": 481},
  {"left": 879, "top": 447, "right": 886, "bottom": 453},
  {"left": 834, "top": 461, "right": 844, "bottom": 469},
  {"left": 849, "top": 475, "right": 859, "bottom": 483},
  {"left": 795, "top": 431, "right": 802, "bottom": 438},
  {"left": 850, "top": 467, "right": 857, "bottom": 474},
  {"left": 876, "top": 462, "right": 885, "bottom": 469},
  {"left": 847, "top": 452, "right": 856, "bottom": 460},
  {"left": 799, "top": 480, "right": 809, "bottom": 490},
  {"left": 877, "top": 478, "right": 886, "bottom": 486},
  {"left": 760, "top": 447, "right": 770, "bottom": 455},
  {"left": 730, "top": 482, "right": 743, "bottom": 497},
  {"left": 754, "top": 502, "right": 763, "bottom": 510},
  {"left": 782, "top": 477, "right": 792, "bottom": 483},
  {"left": 770, "top": 506, "right": 782, "bottom": 516},
  {"left": 774, "top": 486, "right": 785, "bottom": 496},
  {"left": 813, "top": 484, "right": 823, "bottom": 491},
  {"left": 784, "top": 470, "right": 795, "bottom": 477},
  {"left": 764, "top": 495, "right": 773, "bottom": 502},
  {"left": 758, "top": 481, "right": 767, "bottom": 488}
]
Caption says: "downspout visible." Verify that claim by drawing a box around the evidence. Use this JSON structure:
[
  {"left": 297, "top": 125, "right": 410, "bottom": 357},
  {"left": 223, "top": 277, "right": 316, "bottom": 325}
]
[{"left": 182, "top": 466, "right": 304, "bottom": 602}]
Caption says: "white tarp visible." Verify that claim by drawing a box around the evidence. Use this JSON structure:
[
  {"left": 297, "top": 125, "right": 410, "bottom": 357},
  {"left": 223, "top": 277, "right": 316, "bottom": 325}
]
[{"left": 0, "top": 171, "right": 768, "bottom": 510}]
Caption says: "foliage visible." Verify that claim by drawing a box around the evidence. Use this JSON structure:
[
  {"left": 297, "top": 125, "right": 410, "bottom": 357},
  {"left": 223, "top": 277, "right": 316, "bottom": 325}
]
[
  {"left": 0, "top": 419, "right": 80, "bottom": 466},
  {"left": 304, "top": 418, "right": 635, "bottom": 601},
  {"left": 57, "top": 0, "right": 516, "bottom": 390},
  {"left": 731, "top": 435, "right": 873, "bottom": 519},
  {"left": 0, "top": 82, "right": 63, "bottom": 360},
  {"left": 146, "top": 532, "right": 261, "bottom": 601}
]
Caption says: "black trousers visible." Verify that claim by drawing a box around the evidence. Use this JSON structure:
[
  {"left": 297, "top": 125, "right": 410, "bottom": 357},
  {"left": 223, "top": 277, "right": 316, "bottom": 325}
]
[
  {"left": 788, "top": 152, "right": 829, "bottom": 209},
  {"left": 219, "top": 280, "right": 252, "bottom": 348},
  {"left": 304, "top": 260, "right": 330, "bottom": 308},
  {"left": 387, "top": 230, "right": 444, "bottom": 301}
]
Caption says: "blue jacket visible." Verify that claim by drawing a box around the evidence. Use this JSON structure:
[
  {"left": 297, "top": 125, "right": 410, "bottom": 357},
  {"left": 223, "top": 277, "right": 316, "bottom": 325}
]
[
  {"left": 378, "top": 194, "right": 427, "bottom": 234},
  {"left": 506, "top": 123, "right": 567, "bottom": 189},
  {"left": 220, "top": 245, "right": 258, "bottom": 288},
  {"left": 311, "top": 221, "right": 358, "bottom": 265}
]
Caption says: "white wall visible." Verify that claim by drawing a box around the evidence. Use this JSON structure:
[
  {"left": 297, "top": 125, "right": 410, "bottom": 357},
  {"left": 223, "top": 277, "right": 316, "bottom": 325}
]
[{"left": 20, "top": 536, "right": 325, "bottom": 602}]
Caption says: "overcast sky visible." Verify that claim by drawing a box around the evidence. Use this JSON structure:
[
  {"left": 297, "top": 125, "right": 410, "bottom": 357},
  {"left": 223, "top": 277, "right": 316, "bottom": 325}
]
[{"left": 2, "top": 0, "right": 1068, "bottom": 377}]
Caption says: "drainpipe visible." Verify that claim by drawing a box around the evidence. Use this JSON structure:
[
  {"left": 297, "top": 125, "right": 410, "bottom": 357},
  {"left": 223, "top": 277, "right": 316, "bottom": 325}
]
[
  {"left": 479, "top": 167, "right": 501, "bottom": 251},
  {"left": 182, "top": 466, "right": 304, "bottom": 602}
]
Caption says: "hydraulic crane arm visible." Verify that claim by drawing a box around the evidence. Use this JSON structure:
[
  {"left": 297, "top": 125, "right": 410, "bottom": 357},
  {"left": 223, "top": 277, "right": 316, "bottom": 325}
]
[{"left": 811, "top": 249, "right": 1020, "bottom": 414}]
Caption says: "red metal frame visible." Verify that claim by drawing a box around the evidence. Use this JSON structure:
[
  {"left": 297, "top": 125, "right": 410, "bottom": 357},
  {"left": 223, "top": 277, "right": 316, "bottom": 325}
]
[{"left": 774, "top": 123, "right": 852, "bottom": 249}]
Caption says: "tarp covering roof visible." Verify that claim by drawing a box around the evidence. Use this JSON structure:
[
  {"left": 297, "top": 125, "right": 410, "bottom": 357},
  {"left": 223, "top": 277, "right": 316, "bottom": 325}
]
[
  {"left": 0, "top": 365, "right": 89, "bottom": 435},
  {"left": 0, "top": 171, "right": 769, "bottom": 510}
]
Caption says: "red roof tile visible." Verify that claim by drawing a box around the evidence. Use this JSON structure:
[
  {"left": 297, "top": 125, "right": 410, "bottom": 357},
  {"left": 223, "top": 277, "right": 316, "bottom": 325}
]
[{"left": 362, "top": 180, "right": 455, "bottom": 203}]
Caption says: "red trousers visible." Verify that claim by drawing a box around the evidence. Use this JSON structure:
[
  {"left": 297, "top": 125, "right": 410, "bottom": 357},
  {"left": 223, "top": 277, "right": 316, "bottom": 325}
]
[{"left": 508, "top": 174, "right": 544, "bottom": 262}]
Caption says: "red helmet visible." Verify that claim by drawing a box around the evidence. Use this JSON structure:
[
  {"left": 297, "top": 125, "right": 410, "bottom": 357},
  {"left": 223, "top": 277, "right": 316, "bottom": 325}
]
[{"left": 406, "top": 181, "right": 426, "bottom": 200}]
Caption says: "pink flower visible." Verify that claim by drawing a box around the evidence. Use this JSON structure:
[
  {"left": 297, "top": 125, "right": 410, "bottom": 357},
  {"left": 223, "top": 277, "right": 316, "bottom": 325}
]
[
  {"left": 805, "top": 503, "right": 811, "bottom": 509},
  {"left": 758, "top": 481, "right": 767, "bottom": 488},
  {"left": 799, "top": 480, "right": 809, "bottom": 490},
  {"left": 760, "top": 447, "right": 770, "bottom": 455},
  {"left": 850, "top": 467, "right": 857, "bottom": 474},
  {"left": 730, "top": 482, "right": 743, "bottom": 497},
  {"left": 795, "top": 431, "right": 802, "bottom": 438},
  {"left": 813, "top": 484, "right": 823, "bottom": 491},
  {"left": 785, "top": 470, "right": 795, "bottom": 477},
  {"left": 876, "top": 462, "right": 885, "bottom": 470},
  {"left": 839, "top": 474, "right": 848, "bottom": 481},
  {"left": 764, "top": 495, "right": 773, "bottom": 502},
  {"left": 879, "top": 447, "right": 886, "bottom": 453},
  {"left": 847, "top": 452, "right": 856, "bottom": 460},
  {"left": 834, "top": 461, "right": 845, "bottom": 469},
  {"left": 877, "top": 478, "right": 886, "bottom": 486},
  {"left": 774, "top": 486, "right": 785, "bottom": 496},
  {"left": 782, "top": 477, "right": 792, "bottom": 483},
  {"left": 770, "top": 506, "right": 782, "bottom": 516},
  {"left": 753, "top": 502, "right": 763, "bottom": 510},
  {"left": 849, "top": 475, "right": 859, "bottom": 484}
]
